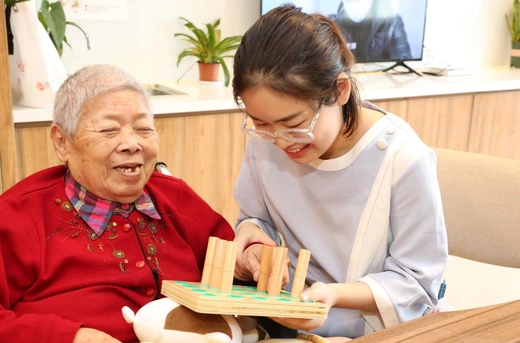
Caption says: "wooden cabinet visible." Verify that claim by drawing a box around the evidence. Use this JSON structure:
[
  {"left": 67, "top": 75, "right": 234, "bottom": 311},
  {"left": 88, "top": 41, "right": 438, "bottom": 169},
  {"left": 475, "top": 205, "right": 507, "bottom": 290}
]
[
  {"left": 371, "top": 99, "right": 408, "bottom": 120},
  {"left": 406, "top": 94, "right": 473, "bottom": 151},
  {"left": 374, "top": 95, "right": 473, "bottom": 151},
  {"left": 469, "top": 91, "right": 520, "bottom": 160},
  {"left": 0, "top": 0, "right": 17, "bottom": 192},
  {"left": 374, "top": 91, "right": 520, "bottom": 157},
  {"left": 0, "top": 159, "right": 3, "bottom": 194},
  {"left": 154, "top": 111, "right": 245, "bottom": 226},
  {"left": 15, "top": 123, "right": 59, "bottom": 180}
]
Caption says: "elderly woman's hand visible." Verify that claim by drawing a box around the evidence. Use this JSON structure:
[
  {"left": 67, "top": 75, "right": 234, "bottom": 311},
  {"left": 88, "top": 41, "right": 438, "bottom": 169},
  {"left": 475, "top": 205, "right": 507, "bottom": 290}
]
[
  {"left": 73, "top": 328, "right": 122, "bottom": 343},
  {"left": 233, "top": 223, "right": 291, "bottom": 288},
  {"left": 234, "top": 223, "right": 277, "bottom": 281}
]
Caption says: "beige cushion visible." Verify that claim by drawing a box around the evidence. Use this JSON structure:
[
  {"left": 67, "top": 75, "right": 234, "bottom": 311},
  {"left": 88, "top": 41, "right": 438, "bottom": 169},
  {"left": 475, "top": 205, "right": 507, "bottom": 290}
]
[
  {"left": 434, "top": 148, "right": 520, "bottom": 268},
  {"left": 434, "top": 148, "right": 520, "bottom": 310}
]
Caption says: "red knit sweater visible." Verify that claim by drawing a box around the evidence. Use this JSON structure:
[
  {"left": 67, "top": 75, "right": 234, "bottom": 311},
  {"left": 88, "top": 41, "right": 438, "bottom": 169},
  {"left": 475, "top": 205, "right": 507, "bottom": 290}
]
[{"left": 0, "top": 165, "right": 234, "bottom": 343}]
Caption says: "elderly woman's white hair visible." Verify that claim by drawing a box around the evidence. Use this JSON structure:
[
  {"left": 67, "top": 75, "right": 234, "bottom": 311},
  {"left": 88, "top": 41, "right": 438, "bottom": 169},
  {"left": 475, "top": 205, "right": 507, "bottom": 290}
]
[{"left": 53, "top": 64, "right": 150, "bottom": 137}]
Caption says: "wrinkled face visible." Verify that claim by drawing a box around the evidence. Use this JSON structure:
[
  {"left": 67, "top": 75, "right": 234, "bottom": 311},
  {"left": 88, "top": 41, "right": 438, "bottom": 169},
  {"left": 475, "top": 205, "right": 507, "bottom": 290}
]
[
  {"left": 240, "top": 87, "right": 345, "bottom": 164},
  {"left": 60, "top": 90, "right": 159, "bottom": 203}
]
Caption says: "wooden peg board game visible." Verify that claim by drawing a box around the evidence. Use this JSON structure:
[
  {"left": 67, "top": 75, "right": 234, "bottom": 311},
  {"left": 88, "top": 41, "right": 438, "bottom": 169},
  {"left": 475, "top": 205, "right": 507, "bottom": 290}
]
[
  {"left": 161, "top": 237, "right": 328, "bottom": 319},
  {"left": 161, "top": 281, "right": 328, "bottom": 319}
]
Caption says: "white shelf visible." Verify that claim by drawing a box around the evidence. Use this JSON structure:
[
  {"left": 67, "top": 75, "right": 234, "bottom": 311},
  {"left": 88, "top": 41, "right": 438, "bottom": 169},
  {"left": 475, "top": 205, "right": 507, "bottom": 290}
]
[{"left": 13, "top": 66, "right": 520, "bottom": 124}]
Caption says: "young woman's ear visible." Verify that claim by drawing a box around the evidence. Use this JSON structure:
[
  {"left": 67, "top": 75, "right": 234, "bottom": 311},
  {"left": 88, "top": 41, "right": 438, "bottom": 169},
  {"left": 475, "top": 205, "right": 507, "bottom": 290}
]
[{"left": 337, "top": 72, "right": 351, "bottom": 106}]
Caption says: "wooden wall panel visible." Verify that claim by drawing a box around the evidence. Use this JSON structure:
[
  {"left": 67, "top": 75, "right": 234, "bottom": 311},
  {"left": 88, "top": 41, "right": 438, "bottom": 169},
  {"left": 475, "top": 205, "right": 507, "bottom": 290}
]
[
  {"left": 406, "top": 94, "right": 473, "bottom": 151},
  {"left": 46, "top": 126, "right": 62, "bottom": 167},
  {"left": 155, "top": 111, "right": 245, "bottom": 226},
  {"left": 155, "top": 115, "right": 186, "bottom": 178},
  {"left": 184, "top": 112, "right": 245, "bottom": 227},
  {"left": 15, "top": 123, "right": 60, "bottom": 179},
  {"left": 0, "top": 0, "right": 17, "bottom": 192},
  {"left": 372, "top": 99, "right": 408, "bottom": 120},
  {"left": 468, "top": 90, "right": 520, "bottom": 160}
]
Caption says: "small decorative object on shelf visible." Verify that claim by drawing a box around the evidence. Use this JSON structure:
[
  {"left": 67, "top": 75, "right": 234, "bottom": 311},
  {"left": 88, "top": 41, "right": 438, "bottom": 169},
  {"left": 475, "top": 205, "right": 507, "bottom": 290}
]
[
  {"left": 174, "top": 17, "right": 242, "bottom": 86},
  {"left": 505, "top": 0, "right": 520, "bottom": 67},
  {"left": 6, "top": 0, "right": 67, "bottom": 107}
]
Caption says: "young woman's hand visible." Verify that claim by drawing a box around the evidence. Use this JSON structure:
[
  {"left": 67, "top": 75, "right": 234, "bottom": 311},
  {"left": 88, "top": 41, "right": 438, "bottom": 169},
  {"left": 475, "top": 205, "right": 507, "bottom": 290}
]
[
  {"left": 269, "top": 316, "right": 327, "bottom": 332},
  {"left": 268, "top": 282, "right": 337, "bottom": 331},
  {"left": 300, "top": 281, "right": 338, "bottom": 308}
]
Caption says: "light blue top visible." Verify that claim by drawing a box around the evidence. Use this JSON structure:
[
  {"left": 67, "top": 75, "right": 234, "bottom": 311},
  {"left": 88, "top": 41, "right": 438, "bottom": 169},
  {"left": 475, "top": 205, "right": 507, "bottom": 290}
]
[{"left": 234, "top": 102, "right": 448, "bottom": 338}]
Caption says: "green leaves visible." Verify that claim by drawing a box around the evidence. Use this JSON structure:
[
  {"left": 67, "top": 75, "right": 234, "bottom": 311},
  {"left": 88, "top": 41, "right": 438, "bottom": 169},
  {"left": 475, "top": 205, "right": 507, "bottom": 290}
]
[
  {"left": 5, "top": 0, "right": 30, "bottom": 5},
  {"left": 5, "top": 0, "right": 68, "bottom": 55},
  {"left": 38, "top": 0, "right": 68, "bottom": 56},
  {"left": 506, "top": 0, "right": 520, "bottom": 42},
  {"left": 174, "top": 17, "right": 242, "bottom": 86}
]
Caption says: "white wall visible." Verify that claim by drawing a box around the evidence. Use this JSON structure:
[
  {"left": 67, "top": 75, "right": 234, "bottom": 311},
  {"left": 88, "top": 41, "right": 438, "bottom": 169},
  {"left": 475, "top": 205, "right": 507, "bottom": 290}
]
[
  {"left": 423, "top": 0, "right": 511, "bottom": 68},
  {"left": 43, "top": 0, "right": 261, "bottom": 81},
  {"left": 35, "top": 0, "right": 513, "bottom": 81}
]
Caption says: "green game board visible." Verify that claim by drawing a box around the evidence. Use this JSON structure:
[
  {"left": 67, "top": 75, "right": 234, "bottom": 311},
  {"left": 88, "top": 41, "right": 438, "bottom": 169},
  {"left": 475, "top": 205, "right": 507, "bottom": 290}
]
[{"left": 161, "top": 280, "right": 328, "bottom": 319}]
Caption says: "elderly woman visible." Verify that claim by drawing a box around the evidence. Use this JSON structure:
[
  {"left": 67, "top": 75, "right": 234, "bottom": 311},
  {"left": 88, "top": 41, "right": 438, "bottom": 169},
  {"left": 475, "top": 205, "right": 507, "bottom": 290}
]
[{"left": 0, "top": 64, "right": 234, "bottom": 342}]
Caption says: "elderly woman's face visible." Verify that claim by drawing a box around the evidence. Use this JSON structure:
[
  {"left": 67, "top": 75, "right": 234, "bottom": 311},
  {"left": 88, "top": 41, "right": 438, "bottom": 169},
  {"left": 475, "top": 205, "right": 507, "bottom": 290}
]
[{"left": 64, "top": 89, "right": 159, "bottom": 203}]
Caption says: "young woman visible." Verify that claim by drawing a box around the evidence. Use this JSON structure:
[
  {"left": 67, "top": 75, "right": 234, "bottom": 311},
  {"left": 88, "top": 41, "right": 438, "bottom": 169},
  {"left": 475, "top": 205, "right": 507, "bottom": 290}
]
[{"left": 232, "top": 4, "right": 448, "bottom": 340}]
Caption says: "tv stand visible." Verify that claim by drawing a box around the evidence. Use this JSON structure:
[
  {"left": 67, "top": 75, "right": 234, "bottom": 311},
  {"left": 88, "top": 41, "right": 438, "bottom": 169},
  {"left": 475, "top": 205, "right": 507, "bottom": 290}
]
[{"left": 382, "top": 61, "right": 422, "bottom": 77}]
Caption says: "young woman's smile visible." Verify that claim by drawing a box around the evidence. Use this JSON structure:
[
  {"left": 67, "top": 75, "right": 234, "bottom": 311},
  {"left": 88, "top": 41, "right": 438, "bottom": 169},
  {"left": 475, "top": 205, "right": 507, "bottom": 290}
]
[{"left": 241, "top": 87, "right": 347, "bottom": 163}]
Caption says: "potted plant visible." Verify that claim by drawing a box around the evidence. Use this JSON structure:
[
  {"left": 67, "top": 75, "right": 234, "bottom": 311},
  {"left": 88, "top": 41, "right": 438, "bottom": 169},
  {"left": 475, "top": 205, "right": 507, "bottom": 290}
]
[
  {"left": 506, "top": 0, "right": 520, "bottom": 67},
  {"left": 8, "top": 0, "right": 79, "bottom": 57},
  {"left": 37, "top": 0, "right": 70, "bottom": 56},
  {"left": 174, "top": 17, "right": 242, "bottom": 86}
]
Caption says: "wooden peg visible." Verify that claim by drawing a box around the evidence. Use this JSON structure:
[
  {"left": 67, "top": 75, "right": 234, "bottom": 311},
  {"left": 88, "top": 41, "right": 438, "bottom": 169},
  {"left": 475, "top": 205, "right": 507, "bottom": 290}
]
[
  {"left": 219, "top": 240, "right": 237, "bottom": 293},
  {"left": 267, "top": 246, "right": 288, "bottom": 296},
  {"left": 209, "top": 238, "right": 225, "bottom": 288},
  {"left": 257, "top": 245, "right": 274, "bottom": 292},
  {"left": 291, "top": 249, "right": 311, "bottom": 298},
  {"left": 201, "top": 236, "right": 219, "bottom": 285}
]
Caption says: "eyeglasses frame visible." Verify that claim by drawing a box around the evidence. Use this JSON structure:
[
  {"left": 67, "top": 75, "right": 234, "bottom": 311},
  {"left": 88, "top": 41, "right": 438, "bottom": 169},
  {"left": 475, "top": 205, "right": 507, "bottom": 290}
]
[{"left": 240, "top": 103, "right": 322, "bottom": 143}]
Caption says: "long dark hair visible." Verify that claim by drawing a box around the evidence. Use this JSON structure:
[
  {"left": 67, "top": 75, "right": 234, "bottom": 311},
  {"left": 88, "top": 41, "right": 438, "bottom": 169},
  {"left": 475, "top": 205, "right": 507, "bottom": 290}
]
[{"left": 232, "top": 4, "right": 361, "bottom": 137}]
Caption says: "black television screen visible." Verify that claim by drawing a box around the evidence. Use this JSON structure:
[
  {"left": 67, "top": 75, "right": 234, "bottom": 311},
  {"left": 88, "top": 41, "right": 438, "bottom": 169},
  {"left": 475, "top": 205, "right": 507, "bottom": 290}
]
[{"left": 261, "top": 0, "right": 428, "bottom": 69}]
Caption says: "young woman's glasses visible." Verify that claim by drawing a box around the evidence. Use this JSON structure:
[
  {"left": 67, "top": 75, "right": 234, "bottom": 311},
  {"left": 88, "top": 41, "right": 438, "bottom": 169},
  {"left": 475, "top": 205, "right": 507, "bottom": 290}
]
[{"left": 240, "top": 106, "right": 321, "bottom": 143}]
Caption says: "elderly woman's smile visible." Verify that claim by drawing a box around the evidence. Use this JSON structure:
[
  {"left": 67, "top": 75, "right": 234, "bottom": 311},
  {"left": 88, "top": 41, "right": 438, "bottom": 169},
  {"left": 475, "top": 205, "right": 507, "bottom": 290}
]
[
  {"left": 54, "top": 89, "right": 159, "bottom": 204},
  {"left": 115, "top": 164, "right": 142, "bottom": 174}
]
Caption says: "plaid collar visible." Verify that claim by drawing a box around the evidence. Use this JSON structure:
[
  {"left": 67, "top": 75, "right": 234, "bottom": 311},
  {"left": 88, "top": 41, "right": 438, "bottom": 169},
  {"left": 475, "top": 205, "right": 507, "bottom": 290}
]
[{"left": 64, "top": 171, "right": 161, "bottom": 236}]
